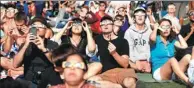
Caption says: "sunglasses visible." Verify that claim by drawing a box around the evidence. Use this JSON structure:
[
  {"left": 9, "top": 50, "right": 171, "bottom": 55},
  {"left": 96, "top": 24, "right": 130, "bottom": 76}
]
[
  {"left": 188, "top": 12, "right": 194, "bottom": 16},
  {"left": 31, "top": 24, "right": 46, "bottom": 29},
  {"left": 114, "top": 17, "right": 124, "bottom": 22},
  {"left": 62, "top": 61, "right": 86, "bottom": 70},
  {"left": 6, "top": 8, "right": 15, "bottom": 13},
  {"left": 72, "top": 22, "right": 82, "bottom": 26},
  {"left": 134, "top": 14, "right": 146, "bottom": 17},
  {"left": 100, "top": 20, "right": 113, "bottom": 26},
  {"left": 160, "top": 25, "right": 171, "bottom": 29}
]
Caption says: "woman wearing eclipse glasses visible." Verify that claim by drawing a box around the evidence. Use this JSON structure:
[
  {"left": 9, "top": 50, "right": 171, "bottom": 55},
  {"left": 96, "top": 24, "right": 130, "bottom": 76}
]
[
  {"left": 52, "top": 18, "right": 102, "bottom": 80},
  {"left": 50, "top": 44, "right": 96, "bottom": 88},
  {"left": 150, "top": 18, "right": 194, "bottom": 87}
]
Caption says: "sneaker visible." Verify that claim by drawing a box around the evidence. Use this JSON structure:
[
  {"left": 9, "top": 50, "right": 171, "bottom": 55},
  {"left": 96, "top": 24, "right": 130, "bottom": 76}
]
[{"left": 188, "top": 60, "right": 194, "bottom": 85}]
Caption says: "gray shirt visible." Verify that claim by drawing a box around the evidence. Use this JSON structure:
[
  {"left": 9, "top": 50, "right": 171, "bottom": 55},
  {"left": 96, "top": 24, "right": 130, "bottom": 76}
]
[{"left": 124, "top": 24, "right": 152, "bottom": 62}]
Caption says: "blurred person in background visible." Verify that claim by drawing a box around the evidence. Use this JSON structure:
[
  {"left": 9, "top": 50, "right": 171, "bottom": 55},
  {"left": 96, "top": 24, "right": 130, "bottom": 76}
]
[
  {"left": 90, "top": 1, "right": 109, "bottom": 35},
  {"left": 163, "top": 3, "right": 181, "bottom": 30}
]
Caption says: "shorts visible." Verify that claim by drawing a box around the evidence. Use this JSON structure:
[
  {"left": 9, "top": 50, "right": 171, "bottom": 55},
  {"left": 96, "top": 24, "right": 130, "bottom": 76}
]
[
  {"left": 153, "top": 68, "right": 162, "bottom": 81},
  {"left": 99, "top": 68, "right": 137, "bottom": 85},
  {"left": 153, "top": 67, "right": 175, "bottom": 81}
]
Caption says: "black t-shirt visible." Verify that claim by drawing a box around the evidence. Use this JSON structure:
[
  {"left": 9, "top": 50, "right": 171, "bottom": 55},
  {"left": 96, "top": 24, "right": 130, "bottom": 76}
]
[
  {"left": 180, "top": 23, "right": 194, "bottom": 46},
  {"left": 117, "top": 30, "right": 125, "bottom": 38},
  {"left": 38, "top": 66, "right": 63, "bottom": 88},
  {"left": 61, "top": 35, "right": 89, "bottom": 61},
  {"left": 95, "top": 35, "right": 129, "bottom": 72},
  {"left": 20, "top": 39, "right": 59, "bottom": 82}
]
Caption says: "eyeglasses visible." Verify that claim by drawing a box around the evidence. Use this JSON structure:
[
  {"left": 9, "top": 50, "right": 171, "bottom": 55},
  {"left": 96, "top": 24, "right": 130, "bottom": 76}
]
[
  {"left": 31, "top": 24, "right": 46, "bottom": 29},
  {"left": 99, "top": 4, "right": 105, "bottom": 7},
  {"left": 160, "top": 25, "right": 171, "bottom": 30},
  {"left": 62, "top": 61, "right": 86, "bottom": 70},
  {"left": 100, "top": 20, "right": 113, "bottom": 26},
  {"left": 114, "top": 17, "right": 123, "bottom": 22},
  {"left": 118, "top": 9, "right": 125, "bottom": 12},
  {"left": 134, "top": 14, "right": 146, "bottom": 17},
  {"left": 72, "top": 23, "right": 82, "bottom": 26},
  {"left": 6, "top": 8, "right": 15, "bottom": 13},
  {"left": 188, "top": 12, "right": 194, "bottom": 16}
]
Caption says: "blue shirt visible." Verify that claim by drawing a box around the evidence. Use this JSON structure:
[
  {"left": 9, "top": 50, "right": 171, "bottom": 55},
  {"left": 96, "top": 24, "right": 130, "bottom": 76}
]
[
  {"left": 151, "top": 35, "right": 176, "bottom": 73},
  {"left": 16, "top": 2, "right": 29, "bottom": 15},
  {"left": 120, "top": 16, "right": 130, "bottom": 32}
]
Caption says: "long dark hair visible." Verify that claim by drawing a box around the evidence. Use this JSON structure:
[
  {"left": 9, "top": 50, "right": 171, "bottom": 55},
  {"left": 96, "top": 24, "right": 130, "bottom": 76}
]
[
  {"left": 51, "top": 44, "right": 88, "bottom": 72},
  {"left": 67, "top": 18, "right": 86, "bottom": 38},
  {"left": 157, "top": 18, "right": 176, "bottom": 42}
]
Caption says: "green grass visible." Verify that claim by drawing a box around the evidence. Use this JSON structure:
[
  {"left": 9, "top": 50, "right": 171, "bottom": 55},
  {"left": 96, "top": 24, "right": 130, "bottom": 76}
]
[
  {"left": 136, "top": 81, "right": 187, "bottom": 88},
  {"left": 136, "top": 73, "right": 188, "bottom": 88}
]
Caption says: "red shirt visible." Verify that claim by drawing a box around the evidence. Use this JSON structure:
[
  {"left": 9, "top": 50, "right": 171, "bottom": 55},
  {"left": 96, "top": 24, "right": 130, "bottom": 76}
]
[{"left": 90, "top": 11, "right": 108, "bottom": 34}]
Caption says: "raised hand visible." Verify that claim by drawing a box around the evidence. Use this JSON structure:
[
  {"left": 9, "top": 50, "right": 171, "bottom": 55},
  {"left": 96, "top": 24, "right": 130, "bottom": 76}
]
[
  {"left": 172, "top": 25, "right": 180, "bottom": 34},
  {"left": 82, "top": 21, "right": 89, "bottom": 32},
  {"left": 64, "top": 21, "right": 73, "bottom": 30},
  {"left": 20, "top": 25, "right": 30, "bottom": 35},
  {"left": 25, "top": 33, "right": 36, "bottom": 46},
  {"left": 146, "top": 7, "right": 152, "bottom": 16},
  {"left": 108, "top": 42, "right": 116, "bottom": 54},
  {"left": 34, "top": 35, "right": 45, "bottom": 51}
]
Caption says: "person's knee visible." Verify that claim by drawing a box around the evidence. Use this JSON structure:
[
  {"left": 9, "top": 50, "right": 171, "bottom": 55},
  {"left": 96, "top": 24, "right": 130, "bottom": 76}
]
[
  {"left": 123, "top": 77, "right": 136, "bottom": 88},
  {"left": 87, "top": 75, "right": 102, "bottom": 81},
  {"left": 84, "top": 62, "right": 102, "bottom": 79},
  {"left": 169, "top": 57, "right": 178, "bottom": 63},
  {"left": 90, "top": 62, "right": 102, "bottom": 71}
]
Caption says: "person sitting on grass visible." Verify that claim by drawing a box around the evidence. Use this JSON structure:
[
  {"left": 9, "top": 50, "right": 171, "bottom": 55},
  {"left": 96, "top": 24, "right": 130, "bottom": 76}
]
[{"left": 150, "top": 18, "right": 194, "bottom": 87}]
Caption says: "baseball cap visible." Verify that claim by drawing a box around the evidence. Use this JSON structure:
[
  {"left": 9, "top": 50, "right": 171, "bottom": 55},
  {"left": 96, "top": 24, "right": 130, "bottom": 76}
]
[{"left": 134, "top": 7, "right": 146, "bottom": 14}]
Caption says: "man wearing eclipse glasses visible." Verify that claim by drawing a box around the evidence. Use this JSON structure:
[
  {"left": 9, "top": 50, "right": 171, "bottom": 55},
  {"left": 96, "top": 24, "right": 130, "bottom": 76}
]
[{"left": 13, "top": 16, "right": 60, "bottom": 88}]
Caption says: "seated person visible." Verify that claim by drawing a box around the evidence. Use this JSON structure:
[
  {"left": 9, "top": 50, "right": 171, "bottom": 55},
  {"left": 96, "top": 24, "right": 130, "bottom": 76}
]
[
  {"left": 150, "top": 18, "right": 194, "bottom": 87},
  {"left": 87, "top": 16, "right": 137, "bottom": 88},
  {"left": 51, "top": 44, "right": 95, "bottom": 88},
  {"left": 51, "top": 18, "right": 102, "bottom": 80}
]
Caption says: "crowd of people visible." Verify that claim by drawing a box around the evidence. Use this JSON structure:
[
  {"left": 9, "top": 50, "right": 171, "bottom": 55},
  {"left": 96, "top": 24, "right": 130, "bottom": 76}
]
[{"left": 0, "top": 1, "right": 194, "bottom": 88}]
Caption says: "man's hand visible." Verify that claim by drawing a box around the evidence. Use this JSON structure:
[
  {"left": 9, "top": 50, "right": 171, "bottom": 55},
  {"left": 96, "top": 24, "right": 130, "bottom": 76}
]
[
  {"left": 146, "top": 8, "right": 152, "bottom": 16},
  {"left": 135, "top": 60, "right": 143, "bottom": 71},
  {"left": 24, "top": 33, "right": 36, "bottom": 46},
  {"left": 108, "top": 42, "right": 116, "bottom": 54},
  {"left": 34, "top": 35, "right": 46, "bottom": 52}
]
